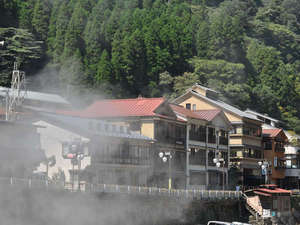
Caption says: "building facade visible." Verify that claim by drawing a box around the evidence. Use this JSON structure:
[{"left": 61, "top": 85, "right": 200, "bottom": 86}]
[
  {"left": 170, "top": 104, "right": 231, "bottom": 189},
  {"left": 262, "top": 129, "right": 287, "bottom": 186},
  {"left": 173, "top": 84, "right": 263, "bottom": 186}
]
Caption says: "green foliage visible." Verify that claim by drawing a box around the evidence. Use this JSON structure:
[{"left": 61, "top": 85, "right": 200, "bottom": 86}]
[
  {"left": 2, "top": 0, "right": 300, "bottom": 131},
  {"left": 0, "top": 27, "right": 43, "bottom": 86}
]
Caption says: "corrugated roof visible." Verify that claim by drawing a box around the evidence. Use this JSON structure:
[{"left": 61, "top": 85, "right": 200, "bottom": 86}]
[
  {"left": 193, "top": 109, "right": 221, "bottom": 121},
  {"left": 170, "top": 104, "right": 207, "bottom": 121},
  {"left": 245, "top": 109, "right": 280, "bottom": 123},
  {"left": 0, "top": 86, "right": 70, "bottom": 105},
  {"left": 58, "top": 97, "right": 165, "bottom": 118},
  {"left": 263, "top": 128, "right": 283, "bottom": 138},
  {"left": 257, "top": 188, "right": 291, "bottom": 194},
  {"left": 190, "top": 90, "right": 260, "bottom": 121}
]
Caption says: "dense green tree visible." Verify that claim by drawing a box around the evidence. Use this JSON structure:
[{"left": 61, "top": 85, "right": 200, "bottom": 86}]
[
  {"left": 95, "top": 49, "right": 112, "bottom": 84},
  {"left": 2, "top": 0, "right": 300, "bottom": 131},
  {"left": 31, "top": 0, "right": 52, "bottom": 41},
  {"left": 0, "top": 27, "right": 43, "bottom": 85}
]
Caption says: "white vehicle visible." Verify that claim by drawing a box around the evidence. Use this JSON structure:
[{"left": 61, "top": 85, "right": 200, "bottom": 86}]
[
  {"left": 207, "top": 222, "right": 232, "bottom": 225},
  {"left": 207, "top": 221, "right": 251, "bottom": 225}
]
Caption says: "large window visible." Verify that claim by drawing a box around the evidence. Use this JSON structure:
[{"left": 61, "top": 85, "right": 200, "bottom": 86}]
[
  {"left": 189, "top": 148, "right": 206, "bottom": 165},
  {"left": 219, "top": 130, "right": 228, "bottom": 145},
  {"left": 189, "top": 124, "right": 206, "bottom": 142},
  {"left": 155, "top": 121, "right": 185, "bottom": 145},
  {"left": 208, "top": 127, "right": 216, "bottom": 144}
]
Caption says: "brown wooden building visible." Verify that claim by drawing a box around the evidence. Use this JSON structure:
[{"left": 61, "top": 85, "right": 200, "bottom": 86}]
[{"left": 262, "top": 129, "right": 288, "bottom": 186}]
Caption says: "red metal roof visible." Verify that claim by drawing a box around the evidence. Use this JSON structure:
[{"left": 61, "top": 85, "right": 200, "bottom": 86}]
[
  {"left": 170, "top": 104, "right": 208, "bottom": 121},
  {"left": 262, "top": 128, "right": 283, "bottom": 138},
  {"left": 193, "top": 109, "right": 221, "bottom": 121},
  {"left": 58, "top": 97, "right": 166, "bottom": 118},
  {"left": 254, "top": 190, "right": 272, "bottom": 197},
  {"left": 257, "top": 188, "right": 291, "bottom": 194}
]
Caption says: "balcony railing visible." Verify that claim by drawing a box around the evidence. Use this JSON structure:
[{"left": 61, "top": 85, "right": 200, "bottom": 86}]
[
  {"left": 93, "top": 157, "right": 150, "bottom": 165},
  {"left": 189, "top": 132, "right": 206, "bottom": 142}
]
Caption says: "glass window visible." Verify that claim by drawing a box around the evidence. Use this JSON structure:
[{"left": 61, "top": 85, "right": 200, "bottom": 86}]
[
  {"left": 186, "top": 103, "right": 191, "bottom": 110},
  {"left": 192, "top": 104, "right": 196, "bottom": 110}
]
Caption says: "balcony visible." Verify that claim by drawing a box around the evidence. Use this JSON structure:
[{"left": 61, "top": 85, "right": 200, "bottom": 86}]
[
  {"left": 156, "top": 136, "right": 185, "bottom": 146},
  {"left": 219, "top": 136, "right": 228, "bottom": 146},
  {"left": 189, "top": 132, "right": 206, "bottom": 142}
]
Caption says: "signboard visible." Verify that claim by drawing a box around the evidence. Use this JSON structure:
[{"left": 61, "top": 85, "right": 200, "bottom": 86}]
[{"left": 262, "top": 209, "right": 271, "bottom": 218}]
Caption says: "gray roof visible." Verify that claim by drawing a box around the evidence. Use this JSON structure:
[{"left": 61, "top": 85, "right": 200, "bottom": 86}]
[
  {"left": 191, "top": 83, "right": 220, "bottom": 94},
  {"left": 188, "top": 90, "right": 260, "bottom": 121},
  {"left": 0, "top": 86, "right": 70, "bottom": 105},
  {"left": 245, "top": 109, "right": 280, "bottom": 123}
]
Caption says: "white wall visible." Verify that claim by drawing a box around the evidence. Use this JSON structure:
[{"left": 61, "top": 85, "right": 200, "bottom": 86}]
[{"left": 34, "top": 120, "right": 90, "bottom": 183}]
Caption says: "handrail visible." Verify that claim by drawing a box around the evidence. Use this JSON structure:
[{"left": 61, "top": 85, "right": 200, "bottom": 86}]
[{"left": 0, "top": 177, "right": 242, "bottom": 200}]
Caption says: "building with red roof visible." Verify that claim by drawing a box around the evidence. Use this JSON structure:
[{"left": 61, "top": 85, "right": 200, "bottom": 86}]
[
  {"left": 57, "top": 98, "right": 233, "bottom": 189},
  {"left": 262, "top": 128, "right": 288, "bottom": 186},
  {"left": 57, "top": 97, "right": 188, "bottom": 189},
  {"left": 245, "top": 184, "right": 291, "bottom": 218},
  {"left": 170, "top": 104, "right": 232, "bottom": 189}
]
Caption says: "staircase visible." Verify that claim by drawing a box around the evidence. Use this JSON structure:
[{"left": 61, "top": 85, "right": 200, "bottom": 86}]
[{"left": 242, "top": 192, "right": 271, "bottom": 225}]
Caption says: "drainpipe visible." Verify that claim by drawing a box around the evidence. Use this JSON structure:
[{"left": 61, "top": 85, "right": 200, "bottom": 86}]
[
  {"left": 186, "top": 124, "right": 190, "bottom": 189},
  {"left": 206, "top": 126, "right": 209, "bottom": 188}
]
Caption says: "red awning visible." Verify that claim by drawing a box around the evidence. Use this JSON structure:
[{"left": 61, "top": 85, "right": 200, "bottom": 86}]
[{"left": 254, "top": 190, "right": 272, "bottom": 197}]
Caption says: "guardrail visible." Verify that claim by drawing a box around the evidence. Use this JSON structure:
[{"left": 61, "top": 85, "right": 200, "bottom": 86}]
[
  {"left": 0, "top": 177, "right": 242, "bottom": 200},
  {"left": 88, "top": 183, "right": 242, "bottom": 200}
]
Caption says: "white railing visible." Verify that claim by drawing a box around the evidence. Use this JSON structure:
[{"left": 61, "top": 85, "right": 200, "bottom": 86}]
[{"left": 0, "top": 177, "right": 241, "bottom": 200}]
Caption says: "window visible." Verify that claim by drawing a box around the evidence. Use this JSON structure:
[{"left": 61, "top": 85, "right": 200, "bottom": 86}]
[
  {"left": 186, "top": 103, "right": 191, "bottom": 110},
  {"left": 264, "top": 141, "right": 272, "bottom": 150},
  {"left": 192, "top": 104, "right": 196, "bottom": 110}
]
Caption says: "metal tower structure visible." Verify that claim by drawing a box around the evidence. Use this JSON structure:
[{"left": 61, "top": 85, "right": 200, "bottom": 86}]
[{"left": 6, "top": 62, "right": 27, "bottom": 121}]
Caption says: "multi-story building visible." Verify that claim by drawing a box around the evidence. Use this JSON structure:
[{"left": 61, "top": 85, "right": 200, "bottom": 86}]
[
  {"left": 284, "top": 132, "right": 300, "bottom": 189},
  {"left": 57, "top": 97, "right": 187, "bottom": 189},
  {"left": 170, "top": 104, "right": 232, "bottom": 189},
  {"left": 173, "top": 84, "right": 263, "bottom": 186},
  {"left": 245, "top": 109, "right": 300, "bottom": 188},
  {"left": 262, "top": 129, "right": 287, "bottom": 186},
  {"left": 34, "top": 111, "right": 154, "bottom": 189}
]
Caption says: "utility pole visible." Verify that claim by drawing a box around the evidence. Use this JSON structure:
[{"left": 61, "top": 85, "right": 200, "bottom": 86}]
[{"left": 6, "top": 62, "right": 26, "bottom": 121}]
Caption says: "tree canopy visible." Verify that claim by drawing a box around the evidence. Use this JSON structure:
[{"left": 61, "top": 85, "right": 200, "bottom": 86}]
[{"left": 1, "top": 0, "right": 300, "bottom": 131}]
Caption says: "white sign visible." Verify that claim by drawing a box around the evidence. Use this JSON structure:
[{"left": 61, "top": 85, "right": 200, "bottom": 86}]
[{"left": 262, "top": 209, "right": 271, "bottom": 218}]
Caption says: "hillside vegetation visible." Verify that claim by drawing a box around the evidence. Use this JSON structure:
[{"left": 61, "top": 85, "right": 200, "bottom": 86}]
[{"left": 1, "top": 0, "right": 300, "bottom": 131}]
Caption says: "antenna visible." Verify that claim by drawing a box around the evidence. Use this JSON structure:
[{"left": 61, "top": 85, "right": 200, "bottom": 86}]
[{"left": 6, "top": 62, "right": 27, "bottom": 121}]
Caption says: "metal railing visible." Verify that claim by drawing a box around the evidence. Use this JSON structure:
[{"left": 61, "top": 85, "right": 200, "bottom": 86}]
[{"left": 0, "top": 177, "right": 242, "bottom": 200}]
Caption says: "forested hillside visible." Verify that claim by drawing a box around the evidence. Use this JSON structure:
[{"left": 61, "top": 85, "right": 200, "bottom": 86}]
[{"left": 1, "top": 0, "right": 300, "bottom": 131}]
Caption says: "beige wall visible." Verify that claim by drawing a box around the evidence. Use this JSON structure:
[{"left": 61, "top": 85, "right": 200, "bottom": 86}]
[
  {"left": 178, "top": 96, "right": 216, "bottom": 110},
  {"left": 224, "top": 111, "right": 242, "bottom": 123},
  {"left": 141, "top": 121, "right": 155, "bottom": 139},
  {"left": 230, "top": 137, "right": 243, "bottom": 145},
  {"left": 191, "top": 86, "right": 207, "bottom": 96}
]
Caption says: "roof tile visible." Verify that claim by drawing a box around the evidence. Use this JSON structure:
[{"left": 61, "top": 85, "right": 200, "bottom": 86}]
[{"left": 193, "top": 109, "right": 221, "bottom": 121}]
